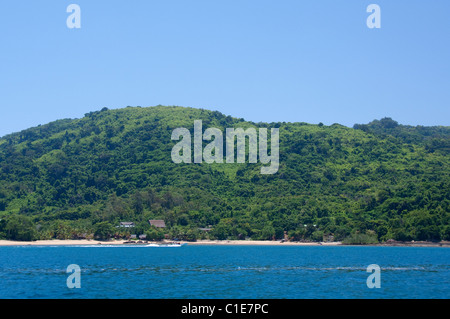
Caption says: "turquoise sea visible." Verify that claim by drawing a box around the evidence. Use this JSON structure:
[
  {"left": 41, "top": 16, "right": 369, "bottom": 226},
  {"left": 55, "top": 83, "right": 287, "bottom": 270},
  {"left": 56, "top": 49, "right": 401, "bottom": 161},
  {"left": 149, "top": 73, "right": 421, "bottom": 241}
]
[{"left": 0, "top": 245, "right": 448, "bottom": 299}]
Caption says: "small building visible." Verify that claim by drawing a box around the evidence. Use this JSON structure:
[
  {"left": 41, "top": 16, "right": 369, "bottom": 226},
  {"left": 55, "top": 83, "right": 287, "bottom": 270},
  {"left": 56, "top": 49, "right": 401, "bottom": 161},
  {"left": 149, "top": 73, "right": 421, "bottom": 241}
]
[
  {"left": 130, "top": 234, "right": 137, "bottom": 239},
  {"left": 198, "top": 227, "right": 212, "bottom": 232},
  {"left": 118, "top": 222, "right": 135, "bottom": 228},
  {"left": 149, "top": 220, "right": 166, "bottom": 228},
  {"left": 139, "top": 234, "right": 147, "bottom": 240}
]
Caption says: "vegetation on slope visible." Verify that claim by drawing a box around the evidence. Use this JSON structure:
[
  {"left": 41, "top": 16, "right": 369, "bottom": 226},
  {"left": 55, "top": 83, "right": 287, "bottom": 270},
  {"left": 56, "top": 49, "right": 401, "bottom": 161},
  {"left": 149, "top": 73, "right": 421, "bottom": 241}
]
[{"left": 0, "top": 106, "right": 448, "bottom": 242}]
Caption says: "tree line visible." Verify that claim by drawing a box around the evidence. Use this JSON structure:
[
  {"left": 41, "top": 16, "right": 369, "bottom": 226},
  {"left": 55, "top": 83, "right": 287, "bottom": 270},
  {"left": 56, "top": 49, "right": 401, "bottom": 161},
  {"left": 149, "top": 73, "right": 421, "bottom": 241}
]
[{"left": 0, "top": 106, "right": 449, "bottom": 243}]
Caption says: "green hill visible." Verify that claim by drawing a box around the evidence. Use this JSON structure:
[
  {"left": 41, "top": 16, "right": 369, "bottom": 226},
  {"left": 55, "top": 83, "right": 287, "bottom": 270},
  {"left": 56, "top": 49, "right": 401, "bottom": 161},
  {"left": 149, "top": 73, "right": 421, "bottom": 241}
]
[{"left": 0, "top": 106, "right": 449, "bottom": 243}]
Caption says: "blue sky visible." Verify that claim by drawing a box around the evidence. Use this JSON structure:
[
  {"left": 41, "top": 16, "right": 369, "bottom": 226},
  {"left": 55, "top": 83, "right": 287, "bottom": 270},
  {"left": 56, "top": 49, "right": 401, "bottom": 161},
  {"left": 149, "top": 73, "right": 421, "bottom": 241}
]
[{"left": 0, "top": 0, "right": 449, "bottom": 137}]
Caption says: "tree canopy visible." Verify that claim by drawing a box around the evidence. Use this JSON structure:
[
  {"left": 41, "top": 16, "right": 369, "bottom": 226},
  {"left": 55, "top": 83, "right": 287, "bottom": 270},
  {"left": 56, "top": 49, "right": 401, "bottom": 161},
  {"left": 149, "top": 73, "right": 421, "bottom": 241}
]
[{"left": 0, "top": 106, "right": 448, "bottom": 242}]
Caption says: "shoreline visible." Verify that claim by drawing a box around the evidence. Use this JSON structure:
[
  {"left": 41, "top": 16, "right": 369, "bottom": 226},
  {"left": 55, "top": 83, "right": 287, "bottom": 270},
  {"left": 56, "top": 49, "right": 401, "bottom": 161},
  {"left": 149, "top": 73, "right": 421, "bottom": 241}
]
[
  {"left": 0, "top": 239, "right": 449, "bottom": 247},
  {"left": 0, "top": 239, "right": 127, "bottom": 246}
]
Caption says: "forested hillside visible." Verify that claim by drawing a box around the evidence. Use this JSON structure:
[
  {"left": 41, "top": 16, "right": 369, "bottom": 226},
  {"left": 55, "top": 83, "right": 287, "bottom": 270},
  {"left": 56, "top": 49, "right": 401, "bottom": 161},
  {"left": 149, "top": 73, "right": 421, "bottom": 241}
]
[{"left": 0, "top": 106, "right": 449, "bottom": 243}]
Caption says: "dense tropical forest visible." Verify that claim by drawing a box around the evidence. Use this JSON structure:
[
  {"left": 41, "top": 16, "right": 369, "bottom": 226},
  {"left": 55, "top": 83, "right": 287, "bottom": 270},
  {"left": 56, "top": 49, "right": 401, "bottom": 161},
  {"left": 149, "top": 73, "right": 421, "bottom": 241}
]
[{"left": 0, "top": 106, "right": 448, "bottom": 243}]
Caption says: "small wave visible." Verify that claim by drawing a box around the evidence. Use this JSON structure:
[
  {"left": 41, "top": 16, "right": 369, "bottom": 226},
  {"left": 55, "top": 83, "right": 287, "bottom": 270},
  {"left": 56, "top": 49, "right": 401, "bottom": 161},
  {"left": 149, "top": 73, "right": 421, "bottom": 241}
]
[
  {"left": 75, "top": 245, "right": 123, "bottom": 248},
  {"left": 382, "top": 266, "right": 426, "bottom": 271},
  {"left": 234, "top": 265, "right": 430, "bottom": 272}
]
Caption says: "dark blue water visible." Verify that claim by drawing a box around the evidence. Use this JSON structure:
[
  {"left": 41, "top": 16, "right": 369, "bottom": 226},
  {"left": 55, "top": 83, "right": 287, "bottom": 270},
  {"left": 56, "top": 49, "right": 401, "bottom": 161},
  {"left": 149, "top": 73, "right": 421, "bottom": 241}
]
[{"left": 0, "top": 245, "right": 448, "bottom": 299}]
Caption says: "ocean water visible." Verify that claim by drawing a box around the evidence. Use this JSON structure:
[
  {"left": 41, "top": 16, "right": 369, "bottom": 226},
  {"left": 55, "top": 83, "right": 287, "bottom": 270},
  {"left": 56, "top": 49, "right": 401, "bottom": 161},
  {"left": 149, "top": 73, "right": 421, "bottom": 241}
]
[{"left": 0, "top": 245, "right": 448, "bottom": 299}]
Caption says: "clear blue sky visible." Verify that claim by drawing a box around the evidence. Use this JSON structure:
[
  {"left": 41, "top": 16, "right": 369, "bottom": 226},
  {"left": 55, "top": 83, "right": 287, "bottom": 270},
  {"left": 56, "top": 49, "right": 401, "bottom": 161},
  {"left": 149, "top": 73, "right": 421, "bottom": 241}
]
[{"left": 1, "top": 0, "right": 449, "bottom": 137}]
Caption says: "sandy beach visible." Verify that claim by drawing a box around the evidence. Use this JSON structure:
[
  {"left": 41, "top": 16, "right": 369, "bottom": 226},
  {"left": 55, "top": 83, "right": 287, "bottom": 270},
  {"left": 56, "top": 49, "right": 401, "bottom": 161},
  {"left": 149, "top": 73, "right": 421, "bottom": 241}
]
[
  {"left": 0, "top": 239, "right": 449, "bottom": 247},
  {"left": 0, "top": 239, "right": 127, "bottom": 246},
  {"left": 183, "top": 240, "right": 342, "bottom": 246},
  {"left": 182, "top": 240, "right": 450, "bottom": 247},
  {"left": 0, "top": 239, "right": 339, "bottom": 246}
]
